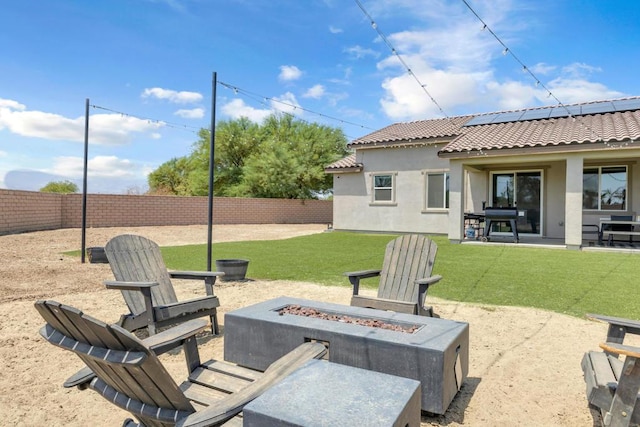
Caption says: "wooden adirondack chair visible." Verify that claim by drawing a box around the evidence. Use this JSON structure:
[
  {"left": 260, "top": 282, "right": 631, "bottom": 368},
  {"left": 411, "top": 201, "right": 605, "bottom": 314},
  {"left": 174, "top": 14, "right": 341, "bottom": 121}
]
[
  {"left": 345, "top": 234, "right": 442, "bottom": 317},
  {"left": 104, "top": 234, "right": 224, "bottom": 336},
  {"left": 582, "top": 313, "right": 640, "bottom": 426},
  {"left": 35, "top": 300, "right": 327, "bottom": 427}
]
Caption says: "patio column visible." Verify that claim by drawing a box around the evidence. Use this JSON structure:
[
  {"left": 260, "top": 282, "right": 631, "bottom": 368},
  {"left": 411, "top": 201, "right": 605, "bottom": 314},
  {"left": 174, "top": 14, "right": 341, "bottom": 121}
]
[
  {"left": 565, "top": 155, "right": 584, "bottom": 250},
  {"left": 448, "top": 160, "right": 464, "bottom": 243}
]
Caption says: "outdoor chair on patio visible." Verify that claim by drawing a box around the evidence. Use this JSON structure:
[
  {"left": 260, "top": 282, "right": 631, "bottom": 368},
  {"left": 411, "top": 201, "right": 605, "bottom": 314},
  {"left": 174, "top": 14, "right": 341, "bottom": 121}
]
[
  {"left": 344, "top": 234, "right": 442, "bottom": 317},
  {"left": 105, "top": 234, "right": 224, "bottom": 336},
  {"left": 35, "top": 300, "right": 327, "bottom": 427},
  {"left": 581, "top": 313, "right": 640, "bottom": 426}
]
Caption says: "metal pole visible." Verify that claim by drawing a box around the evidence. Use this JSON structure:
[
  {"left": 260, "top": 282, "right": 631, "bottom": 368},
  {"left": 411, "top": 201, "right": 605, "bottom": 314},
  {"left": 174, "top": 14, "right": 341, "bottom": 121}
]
[
  {"left": 207, "top": 72, "right": 217, "bottom": 271},
  {"left": 81, "top": 98, "right": 90, "bottom": 263}
]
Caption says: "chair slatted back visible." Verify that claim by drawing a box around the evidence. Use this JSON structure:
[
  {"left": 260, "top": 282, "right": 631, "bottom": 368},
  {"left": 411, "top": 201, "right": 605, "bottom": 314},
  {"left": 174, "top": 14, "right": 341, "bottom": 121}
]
[
  {"left": 378, "top": 235, "right": 437, "bottom": 302},
  {"left": 35, "top": 300, "right": 194, "bottom": 426},
  {"left": 105, "top": 234, "right": 178, "bottom": 315}
]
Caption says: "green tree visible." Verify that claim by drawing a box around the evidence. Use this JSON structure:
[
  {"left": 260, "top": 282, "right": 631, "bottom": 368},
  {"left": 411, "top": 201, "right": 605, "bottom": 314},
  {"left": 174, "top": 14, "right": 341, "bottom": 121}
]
[
  {"left": 147, "top": 157, "right": 191, "bottom": 195},
  {"left": 147, "top": 114, "right": 348, "bottom": 199},
  {"left": 40, "top": 180, "right": 78, "bottom": 194}
]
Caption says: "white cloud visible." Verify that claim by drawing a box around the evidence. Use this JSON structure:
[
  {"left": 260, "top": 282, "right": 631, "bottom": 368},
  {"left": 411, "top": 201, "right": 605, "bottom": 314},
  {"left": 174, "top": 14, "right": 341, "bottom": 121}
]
[
  {"left": 142, "top": 87, "right": 203, "bottom": 104},
  {"left": 49, "top": 155, "right": 139, "bottom": 178},
  {"left": 303, "top": 84, "right": 326, "bottom": 99},
  {"left": 485, "top": 81, "right": 542, "bottom": 111},
  {"left": 561, "top": 62, "right": 602, "bottom": 80},
  {"left": 378, "top": 54, "right": 490, "bottom": 120},
  {"left": 270, "top": 92, "right": 302, "bottom": 115},
  {"left": 221, "top": 92, "right": 303, "bottom": 122},
  {"left": 344, "top": 45, "right": 380, "bottom": 60},
  {"left": 279, "top": 65, "right": 303, "bottom": 82},
  {"left": 531, "top": 62, "right": 556, "bottom": 75},
  {"left": 221, "top": 99, "right": 272, "bottom": 122},
  {"left": 0, "top": 98, "right": 165, "bottom": 145},
  {"left": 0, "top": 150, "right": 7, "bottom": 157},
  {"left": 174, "top": 107, "right": 205, "bottom": 119},
  {"left": 544, "top": 78, "right": 624, "bottom": 104},
  {"left": 371, "top": 0, "right": 623, "bottom": 119},
  {"left": 0, "top": 99, "right": 25, "bottom": 110},
  {"left": 329, "top": 25, "right": 343, "bottom": 34}
]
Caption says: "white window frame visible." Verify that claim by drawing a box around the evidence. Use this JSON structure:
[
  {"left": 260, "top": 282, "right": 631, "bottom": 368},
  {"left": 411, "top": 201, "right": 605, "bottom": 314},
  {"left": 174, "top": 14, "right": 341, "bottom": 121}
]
[
  {"left": 370, "top": 172, "right": 397, "bottom": 205},
  {"left": 423, "top": 169, "right": 449, "bottom": 211},
  {"left": 583, "top": 165, "right": 628, "bottom": 211}
]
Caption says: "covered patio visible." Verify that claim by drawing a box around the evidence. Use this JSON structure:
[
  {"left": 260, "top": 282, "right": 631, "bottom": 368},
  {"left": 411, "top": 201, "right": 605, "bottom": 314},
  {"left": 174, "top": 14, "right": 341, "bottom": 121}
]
[{"left": 442, "top": 100, "right": 640, "bottom": 250}]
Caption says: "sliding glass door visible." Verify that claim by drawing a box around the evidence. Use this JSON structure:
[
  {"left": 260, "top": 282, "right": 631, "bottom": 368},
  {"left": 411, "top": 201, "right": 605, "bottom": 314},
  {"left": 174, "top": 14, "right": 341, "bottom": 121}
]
[{"left": 490, "top": 171, "right": 542, "bottom": 235}]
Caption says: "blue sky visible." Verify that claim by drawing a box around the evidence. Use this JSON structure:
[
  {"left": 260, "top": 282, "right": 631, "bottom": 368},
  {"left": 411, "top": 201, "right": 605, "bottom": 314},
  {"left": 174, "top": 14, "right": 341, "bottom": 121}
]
[{"left": 1, "top": 0, "right": 639, "bottom": 193}]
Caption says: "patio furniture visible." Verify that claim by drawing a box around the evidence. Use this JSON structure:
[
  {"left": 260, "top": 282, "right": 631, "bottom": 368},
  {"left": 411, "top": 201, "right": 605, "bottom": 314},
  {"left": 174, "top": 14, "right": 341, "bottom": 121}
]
[
  {"left": 581, "top": 313, "right": 640, "bottom": 426},
  {"left": 105, "top": 234, "right": 224, "bottom": 335},
  {"left": 600, "top": 215, "right": 638, "bottom": 246},
  {"left": 344, "top": 234, "right": 442, "bottom": 317},
  {"left": 483, "top": 207, "right": 519, "bottom": 243},
  {"left": 35, "top": 300, "right": 328, "bottom": 427}
]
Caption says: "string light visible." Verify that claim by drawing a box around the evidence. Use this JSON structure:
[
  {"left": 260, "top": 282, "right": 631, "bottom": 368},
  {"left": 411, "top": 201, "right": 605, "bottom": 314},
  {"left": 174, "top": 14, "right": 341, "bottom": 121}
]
[
  {"left": 353, "top": 0, "right": 452, "bottom": 123},
  {"left": 217, "top": 80, "right": 377, "bottom": 139},
  {"left": 460, "top": 0, "right": 603, "bottom": 143},
  {"left": 90, "top": 104, "right": 203, "bottom": 134}
]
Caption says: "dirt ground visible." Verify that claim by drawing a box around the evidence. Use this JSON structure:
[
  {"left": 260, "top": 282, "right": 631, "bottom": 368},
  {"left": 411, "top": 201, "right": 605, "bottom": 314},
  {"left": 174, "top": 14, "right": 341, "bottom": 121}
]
[{"left": 0, "top": 224, "right": 614, "bottom": 426}]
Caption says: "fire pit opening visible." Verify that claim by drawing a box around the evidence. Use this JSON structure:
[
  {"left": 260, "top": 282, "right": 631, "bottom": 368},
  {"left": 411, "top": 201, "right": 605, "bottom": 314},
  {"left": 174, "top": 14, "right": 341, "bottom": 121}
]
[{"left": 276, "top": 304, "right": 422, "bottom": 334}]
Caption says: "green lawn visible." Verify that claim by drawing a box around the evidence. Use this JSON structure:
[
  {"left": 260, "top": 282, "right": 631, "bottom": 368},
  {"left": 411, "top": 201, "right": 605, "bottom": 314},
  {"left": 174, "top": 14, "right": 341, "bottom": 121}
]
[{"left": 158, "top": 231, "right": 640, "bottom": 320}]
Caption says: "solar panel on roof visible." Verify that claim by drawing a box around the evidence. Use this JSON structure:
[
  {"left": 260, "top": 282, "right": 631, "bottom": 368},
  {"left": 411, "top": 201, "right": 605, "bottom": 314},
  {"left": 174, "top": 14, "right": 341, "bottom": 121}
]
[
  {"left": 581, "top": 101, "right": 615, "bottom": 115},
  {"left": 490, "top": 111, "right": 524, "bottom": 123},
  {"left": 462, "top": 98, "right": 640, "bottom": 127},
  {"left": 463, "top": 115, "right": 498, "bottom": 126},
  {"left": 548, "top": 107, "right": 568, "bottom": 118},
  {"left": 519, "top": 109, "right": 552, "bottom": 120},
  {"left": 613, "top": 98, "right": 640, "bottom": 112}
]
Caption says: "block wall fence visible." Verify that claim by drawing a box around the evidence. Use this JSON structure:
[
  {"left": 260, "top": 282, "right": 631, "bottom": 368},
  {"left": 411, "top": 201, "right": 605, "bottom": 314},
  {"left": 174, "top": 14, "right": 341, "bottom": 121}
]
[{"left": 0, "top": 189, "right": 332, "bottom": 236}]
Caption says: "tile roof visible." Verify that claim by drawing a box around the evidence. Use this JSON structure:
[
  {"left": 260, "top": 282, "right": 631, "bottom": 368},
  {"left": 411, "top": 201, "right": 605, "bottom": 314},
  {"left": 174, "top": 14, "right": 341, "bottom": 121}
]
[
  {"left": 325, "top": 153, "right": 361, "bottom": 171},
  {"left": 442, "top": 110, "right": 640, "bottom": 154},
  {"left": 349, "top": 116, "right": 470, "bottom": 146},
  {"left": 346, "top": 97, "right": 640, "bottom": 157}
]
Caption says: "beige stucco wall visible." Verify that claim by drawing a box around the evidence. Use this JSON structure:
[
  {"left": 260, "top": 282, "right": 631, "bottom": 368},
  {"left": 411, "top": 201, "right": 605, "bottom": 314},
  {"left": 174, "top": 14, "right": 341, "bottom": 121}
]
[{"left": 332, "top": 144, "right": 450, "bottom": 234}]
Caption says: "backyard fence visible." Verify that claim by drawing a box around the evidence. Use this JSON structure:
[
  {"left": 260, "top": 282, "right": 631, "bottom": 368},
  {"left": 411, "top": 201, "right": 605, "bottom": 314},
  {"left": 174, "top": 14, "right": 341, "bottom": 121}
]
[{"left": 0, "top": 189, "right": 332, "bottom": 236}]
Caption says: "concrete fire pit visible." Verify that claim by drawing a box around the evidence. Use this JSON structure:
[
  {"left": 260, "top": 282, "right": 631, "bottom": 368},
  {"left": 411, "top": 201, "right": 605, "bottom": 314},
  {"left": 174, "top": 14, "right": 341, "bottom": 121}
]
[{"left": 224, "top": 297, "right": 469, "bottom": 415}]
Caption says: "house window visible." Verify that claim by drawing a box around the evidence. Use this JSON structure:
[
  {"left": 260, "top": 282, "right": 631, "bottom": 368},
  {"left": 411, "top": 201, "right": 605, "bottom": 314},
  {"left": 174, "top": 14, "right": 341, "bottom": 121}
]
[
  {"left": 583, "top": 166, "right": 627, "bottom": 210},
  {"left": 425, "top": 172, "right": 449, "bottom": 209},
  {"left": 372, "top": 173, "right": 395, "bottom": 203}
]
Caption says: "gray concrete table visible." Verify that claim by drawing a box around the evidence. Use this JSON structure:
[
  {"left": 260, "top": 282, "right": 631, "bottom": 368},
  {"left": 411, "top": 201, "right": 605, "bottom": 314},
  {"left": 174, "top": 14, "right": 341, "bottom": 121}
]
[{"left": 242, "top": 359, "right": 422, "bottom": 427}]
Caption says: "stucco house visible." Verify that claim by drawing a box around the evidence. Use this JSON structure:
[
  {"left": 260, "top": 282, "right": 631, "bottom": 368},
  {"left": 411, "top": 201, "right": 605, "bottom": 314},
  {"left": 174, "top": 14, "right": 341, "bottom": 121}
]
[{"left": 325, "top": 97, "right": 640, "bottom": 250}]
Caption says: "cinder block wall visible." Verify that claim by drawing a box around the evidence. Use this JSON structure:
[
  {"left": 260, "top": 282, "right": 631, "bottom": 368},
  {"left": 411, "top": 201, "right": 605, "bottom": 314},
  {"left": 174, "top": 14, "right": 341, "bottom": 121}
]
[
  {"left": 0, "top": 189, "right": 63, "bottom": 234},
  {"left": 1, "top": 189, "right": 332, "bottom": 235}
]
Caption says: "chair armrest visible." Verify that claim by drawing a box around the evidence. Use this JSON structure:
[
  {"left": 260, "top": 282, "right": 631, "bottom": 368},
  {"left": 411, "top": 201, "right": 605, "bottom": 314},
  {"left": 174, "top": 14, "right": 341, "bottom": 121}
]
[
  {"left": 587, "top": 313, "right": 640, "bottom": 336},
  {"left": 415, "top": 274, "right": 443, "bottom": 286},
  {"left": 63, "top": 366, "right": 95, "bottom": 389},
  {"left": 104, "top": 280, "right": 158, "bottom": 291},
  {"left": 599, "top": 342, "right": 640, "bottom": 359},
  {"left": 169, "top": 271, "right": 225, "bottom": 280},
  {"left": 144, "top": 318, "right": 208, "bottom": 354},
  {"left": 344, "top": 270, "right": 381, "bottom": 295},
  {"left": 344, "top": 269, "right": 382, "bottom": 279},
  {"left": 145, "top": 318, "right": 208, "bottom": 372}
]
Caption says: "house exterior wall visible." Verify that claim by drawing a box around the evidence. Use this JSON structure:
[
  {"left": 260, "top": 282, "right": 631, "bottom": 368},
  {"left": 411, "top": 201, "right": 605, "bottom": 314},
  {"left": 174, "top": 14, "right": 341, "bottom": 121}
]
[
  {"left": 332, "top": 142, "right": 640, "bottom": 246},
  {"left": 332, "top": 144, "right": 450, "bottom": 234}
]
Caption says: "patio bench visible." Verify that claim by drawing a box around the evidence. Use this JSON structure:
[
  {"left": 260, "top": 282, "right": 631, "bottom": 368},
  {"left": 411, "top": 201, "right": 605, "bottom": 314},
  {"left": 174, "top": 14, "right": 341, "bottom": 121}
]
[{"left": 602, "top": 230, "right": 640, "bottom": 246}]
